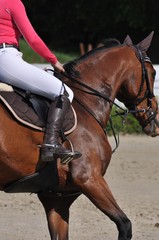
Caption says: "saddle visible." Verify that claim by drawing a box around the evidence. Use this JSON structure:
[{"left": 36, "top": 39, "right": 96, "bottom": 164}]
[
  {"left": 0, "top": 83, "right": 77, "bottom": 135},
  {"left": 0, "top": 83, "right": 78, "bottom": 193}
]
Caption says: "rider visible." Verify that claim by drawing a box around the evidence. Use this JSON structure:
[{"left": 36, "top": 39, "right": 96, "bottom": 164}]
[{"left": 0, "top": 0, "right": 80, "bottom": 162}]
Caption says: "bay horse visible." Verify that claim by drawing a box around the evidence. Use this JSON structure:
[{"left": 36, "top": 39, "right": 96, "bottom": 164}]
[{"left": 0, "top": 32, "right": 159, "bottom": 240}]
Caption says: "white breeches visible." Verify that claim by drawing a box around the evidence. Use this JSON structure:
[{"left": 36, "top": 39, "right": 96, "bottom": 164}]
[{"left": 0, "top": 48, "right": 73, "bottom": 102}]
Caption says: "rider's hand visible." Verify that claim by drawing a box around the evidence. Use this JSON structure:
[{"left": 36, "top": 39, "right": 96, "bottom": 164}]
[{"left": 52, "top": 60, "right": 65, "bottom": 73}]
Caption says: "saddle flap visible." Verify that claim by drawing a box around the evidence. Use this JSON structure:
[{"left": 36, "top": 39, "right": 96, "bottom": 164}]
[
  {"left": 0, "top": 90, "right": 44, "bottom": 129},
  {"left": 0, "top": 83, "right": 77, "bottom": 134}
]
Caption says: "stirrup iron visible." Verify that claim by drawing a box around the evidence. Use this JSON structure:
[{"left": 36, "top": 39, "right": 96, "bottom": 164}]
[{"left": 55, "top": 151, "right": 82, "bottom": 164}]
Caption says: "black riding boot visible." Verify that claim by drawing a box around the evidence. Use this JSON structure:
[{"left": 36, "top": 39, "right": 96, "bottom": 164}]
[{"left": 40, "top": 95, "right": 81, "bottom": 163}]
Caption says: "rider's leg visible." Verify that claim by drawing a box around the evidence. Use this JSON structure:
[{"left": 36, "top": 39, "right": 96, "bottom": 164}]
[
  {"left": 0, "top": 48, "right": 81, "bottom": 162},
  {"left": 40, "top": 94, "right": 72, "bottom": 161},
  {"left": 0, "top": 48, "right": 73, "bottom": 101}
]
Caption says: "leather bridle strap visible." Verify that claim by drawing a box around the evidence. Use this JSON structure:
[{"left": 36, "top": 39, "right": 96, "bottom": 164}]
[{"left": 133, "top": 46, "right": 155, "bottom": 105}]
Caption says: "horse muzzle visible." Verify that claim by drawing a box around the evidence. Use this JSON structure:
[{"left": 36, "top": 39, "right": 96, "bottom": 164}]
[{"left": 143, "top": 111, "right": 159, "bottom": 137}]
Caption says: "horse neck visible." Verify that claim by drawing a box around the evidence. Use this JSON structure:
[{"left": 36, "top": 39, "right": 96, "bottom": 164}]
[{"left": 73, "top": 46, "right": 134, "bottom": 127}]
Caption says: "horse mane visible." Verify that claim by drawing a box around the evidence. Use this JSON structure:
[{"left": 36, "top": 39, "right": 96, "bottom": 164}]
[{"left": 64, "top": 39, "right": 121, "bottom": 78}]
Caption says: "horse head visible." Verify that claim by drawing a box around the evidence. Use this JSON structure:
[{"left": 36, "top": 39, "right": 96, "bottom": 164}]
[{"left": 119, "top": 32, "right": 159, "bottom": 136}]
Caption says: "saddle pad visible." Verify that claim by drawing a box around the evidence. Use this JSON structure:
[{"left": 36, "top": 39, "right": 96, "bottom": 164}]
[{"left": 0, "top": 89, "right": 77, "bottom": 135}]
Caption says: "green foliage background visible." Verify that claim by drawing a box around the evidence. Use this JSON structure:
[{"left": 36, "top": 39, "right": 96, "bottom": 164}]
[
  {"left": 106, "top": 106, "right": 143, "bottom": 136},
  {"left": 19, "top": 39, "right": 78, "bottom": 63}
]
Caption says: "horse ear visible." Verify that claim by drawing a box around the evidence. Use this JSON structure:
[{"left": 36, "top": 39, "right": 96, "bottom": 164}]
[
  {"left": 124, "top": 35, "right": 133, "bottom": 45},
  {"left": 136, "top": 31, "right": 154, "bottom": 52}
]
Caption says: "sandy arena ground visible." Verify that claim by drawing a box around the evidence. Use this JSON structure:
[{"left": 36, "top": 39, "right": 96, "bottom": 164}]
[{"left": 0, "top": 135, "right": 159, "bottom": 240}]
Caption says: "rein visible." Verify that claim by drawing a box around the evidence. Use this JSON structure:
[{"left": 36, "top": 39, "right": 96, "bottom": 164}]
[
  {"left": 59, "top": 70, "right": 147, "bottom": 116},
  {"left": 60, "top": 71, "right": 125, "bottom": 110}
]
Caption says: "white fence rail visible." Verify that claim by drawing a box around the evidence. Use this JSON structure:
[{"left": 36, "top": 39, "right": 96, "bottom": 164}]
[{"left": 154, "top": 65, "right": 159, "bottom": 97}]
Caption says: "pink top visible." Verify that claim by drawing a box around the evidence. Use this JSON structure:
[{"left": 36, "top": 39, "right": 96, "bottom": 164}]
[{"left": 0, "top": 0, "right": 57, "bottom": 64}]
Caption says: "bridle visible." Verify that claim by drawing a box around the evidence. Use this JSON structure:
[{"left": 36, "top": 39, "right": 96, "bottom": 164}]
[{"left": 125, "top": 46, "right": 158, "bottom": 128}]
